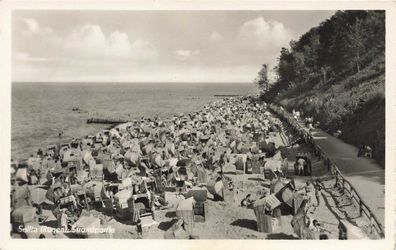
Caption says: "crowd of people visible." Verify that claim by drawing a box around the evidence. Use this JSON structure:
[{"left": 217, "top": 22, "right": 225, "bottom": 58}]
[{"left": 11, "top": 96, "right": 333, "bottom": 239}]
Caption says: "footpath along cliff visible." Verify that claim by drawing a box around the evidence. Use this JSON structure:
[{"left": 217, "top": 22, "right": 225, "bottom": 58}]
[{"left": 256, "top": 10, "right": 385, "bottom": 166}]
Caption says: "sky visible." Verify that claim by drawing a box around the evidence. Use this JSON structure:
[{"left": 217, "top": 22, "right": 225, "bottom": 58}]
[{"left": 12, "top": 10, "right": 335, "bottom": 83}]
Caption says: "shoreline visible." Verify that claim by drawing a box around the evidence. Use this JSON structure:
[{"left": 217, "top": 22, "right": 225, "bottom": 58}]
[
  {"left": 11, "top": 95, "right": 255, "bottom": 163},
  {"left": 11, "top": 82, "right": 258, "bottom": 161},
  {"left": 10, "top": 94, "right": 378, "bottom": 239}
]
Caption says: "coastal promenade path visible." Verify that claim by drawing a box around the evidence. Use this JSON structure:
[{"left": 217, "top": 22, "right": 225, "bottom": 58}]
[{"left": 301, "top": 123, "right": 385, "bottom": 226}]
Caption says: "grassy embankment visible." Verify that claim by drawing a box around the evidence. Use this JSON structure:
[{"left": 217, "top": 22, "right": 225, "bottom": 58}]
[
  {"left": 258, "top": 11, "right": 385, "bottom": 166},
  {"left": 279, "top": 55, "right": 385, "bottom": 166}
]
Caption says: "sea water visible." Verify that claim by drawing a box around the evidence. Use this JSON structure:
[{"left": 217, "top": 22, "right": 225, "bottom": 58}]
[{"left": 12, "top": 82, "right": 257, "bottom": 160}]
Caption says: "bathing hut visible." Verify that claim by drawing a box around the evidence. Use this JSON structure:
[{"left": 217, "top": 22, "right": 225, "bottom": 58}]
[
  {"left": 176, "top": 197, "right": 195, "bottom": 234},
  {"left": 338, "top": 220, "right": 368, "bottom": 239},
  {"left": 89, "top": 161, "right": 104, "bottom": 181},
  {"left": 207, "top": 177, "right": 234, "bottom": 202},
  {"left": 196, "top": 166, "right": 208, "bottom": 184},
  {"left": 114, "top": 189, "right": 133, "bottom": 220},
  {"left": 83, "top": 180, "right": 105, "bottom": 206},
  {"left": 11, "top": 205, "right": 36, "bottom": 232},
  {"left": 186, "top": 187, "right": 207, "bottom": 222},
  {"left": 232, "top": 154, "right": 247, "bottom": 174},
  {"left": 253, "top": 194, "right": 282, "bottom": 233}
]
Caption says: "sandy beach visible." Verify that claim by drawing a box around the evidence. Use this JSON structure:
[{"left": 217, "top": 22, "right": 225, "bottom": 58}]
[{"left": 10, "top": 96, "right": 377, "bottom": 239}]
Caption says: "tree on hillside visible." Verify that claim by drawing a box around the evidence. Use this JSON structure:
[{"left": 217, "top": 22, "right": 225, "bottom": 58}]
[
  {"left": 276, "top": 47, "right": 296, "bottom": 88},
  {"left": 346, "top": 17, "right": 365, "bottom": 73},
  {"left": 254, "top": 64, "right": 269, "bottom": 93},
  {"left": 254, "top": 10, "right": 385, "bottom": 166},
  {"left": 256, "top": 10, "right": 385, "bottom": 103}
]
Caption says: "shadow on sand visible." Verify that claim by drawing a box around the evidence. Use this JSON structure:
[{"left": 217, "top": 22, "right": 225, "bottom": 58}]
[
  {"left": 158, "top": 219, "right": 177, "bottom": 231},
  {"left": 266, "top": 233, "right": 299, "bottom": 239},
  {"left": 230, "top": 219, "right": 257, "bottom": 231},
  {"left": 165, "top": 211, "right": 176, "bottom": 218},
  {"left": 40, "top": 219, "right": 58, "bottom": 228},
  {"left": 248, "top": 177, "right": 264, "bottom": 182}
]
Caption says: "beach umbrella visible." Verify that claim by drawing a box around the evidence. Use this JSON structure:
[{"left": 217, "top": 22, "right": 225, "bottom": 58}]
[
  {"left": 87, "top": 158, "right": 96, "bottom": 170},
  {"left": 117, "top": 122, "right": 133, "bottom": 131},
  {"left": 15, "top": 168, "right": 28, "bottom": 183},
  {"left": 176, "top": 196, "right": 195, "bottom": 212},
  {"left": 207, "top": 178, "right": 224, "bottom": 198},
  {"left": 177, "top": 158, "right": 190, "bottom": 167},
  {"left": 165, "top": 158, "right": 178, "bottom": 169},
  {"left": 12, "top": 184, "right": 29, "bottom": 209},
  {"left": 109, "top": 128, "right": 121, "bottom": 139},
  {"left": 131, "top": 144, "right": 142, "bottom": 155},
  {"left": 273, "top": 151, "right": 283, "bottom": 161},
  {"left": 125, "top": 151, "right": 139, "bottom": 166},
  {"left": 27, "top": 157, "right": 39, "bottom": 167},
  {"left": 42, "top": 156, "right": 53, "bottom": 169},
  {"left": 165, "top": 142, "right": 176, "bottom": 156},
  {"left": 253, "top": 194, "right": 281, "bottom": 211},
  {"left": 291, "top": 200, "right": 310, "bottom": 239},
  {"left": 153, "top": 153, "right": 165, "bottom": 168},
  {"left": 236, "top": 141, "right": 249, "bottom": 153},
  {"left": 212, "top": 151, "right": 222, "bottom": 163},
  {"left": 45, "top": 183, "right": 62, "bottom": 203},
  {"left": 142, "top": 143, "right": 154, "bottom": 155},
  {"left": 11, "top": 167, "right": 16, "bottom": 175},
  {"left": 121, "top": 140, "right": 130, "bottom": 149},
  {"left": 130, "top": 175, "right": 143, "bottom": 185},
  {"left": 29, "top": 186, "right": 53, "bottom": 205},
  {"left": 83, "top": 181, "right": 105, "bottom": 200},
  {"left": 11, "top": 206, "right": 36, "bottom": 225},
  {"left": 63, "top": 149, "right": 80, "bottom": 163},
  {"left": 250, "top": 143, "right": 260, "bottom": 154},
  {"left": 264, "top": 159, "right": 282, "bottom": 172},
  {"left": 178, "top": 129, "right": 189, "bottom": 136},
  {"left": 139, "top": 137, "right": 151, "bottom": 147},
  {"left": 142, "top": 126, "right": 153, "bottom": 135}
]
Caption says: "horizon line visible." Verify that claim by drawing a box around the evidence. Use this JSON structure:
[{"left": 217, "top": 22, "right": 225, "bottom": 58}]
[{"left": 12, "top": 81, "right": 254, "bottom": 84}]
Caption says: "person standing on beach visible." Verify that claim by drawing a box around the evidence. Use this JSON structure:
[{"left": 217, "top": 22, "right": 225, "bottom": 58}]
[
  {"left": 136, "top": 218, "right": 143, "bottom": 239},
  {"left": 149, "top": 189, "right": 156, "bottom": 220},
  {"left": 314, "top": 179, "right": 324, "bottom": 208},
  {"left": 304, "top": 181, "right": 316, "bottom": 213},
  {"left": 219, "top": 151, "right": 227, "bottom": 176}
]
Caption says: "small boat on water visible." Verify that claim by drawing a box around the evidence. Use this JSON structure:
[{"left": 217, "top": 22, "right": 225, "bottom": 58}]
[{"left": 72, "top": 107, "right": 80, "bottom": 112}]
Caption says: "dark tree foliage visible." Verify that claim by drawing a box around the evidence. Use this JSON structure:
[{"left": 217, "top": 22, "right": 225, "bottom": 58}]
[
  {"left": 256, "top": 10, "right": 385, "bottom": 166},
  {"left": 254, "top": 64, "right": 269, "bottom": 92},
  {"left": 257, "top": 10, "right": 385, "bottom": 100}
]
